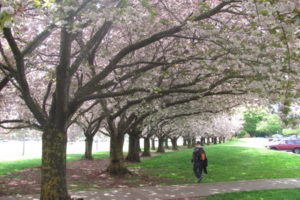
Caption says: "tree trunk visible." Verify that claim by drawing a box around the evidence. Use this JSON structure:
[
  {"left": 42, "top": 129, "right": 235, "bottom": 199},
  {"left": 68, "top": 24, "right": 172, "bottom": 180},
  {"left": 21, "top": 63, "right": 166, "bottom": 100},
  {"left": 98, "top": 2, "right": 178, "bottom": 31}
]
[
  {"left": 84, "top": 136, "right": 94, "bottom": 159},
  {"left": 171, "top": 138, "right": 178, "bottom": 150},
  {"left": 126, "top": 133, "right": 140, "bottom": 162},
  {"left": 164, "top": 138, "right": 169, "bottom": 149},
  {"left": 201, "top": 137, "right": 205, "bottom": 146},
  {"left": 213, "top": 137, "right": 217, "bottom": 144},
  {"left": 41, "top": 127, "right": 69, "bottom": 200},
  {"left": 142, "top": 137, "right": 151, "bottom": 157},
  {"left": 138, "top": 138, "right": 142, "bottom": 152},
  {"left": 206, "top": 137, "right": 210, "bottom": 145},
  {"left": 157, "top": 137, "right": 165, "bottom": 153},
  {"left": 223, "top": 137, "right": 226, "bottom": 143},
  {"left": 192, "top": 138, "right": 196, "bottom": 147},
  {"left": 187, "top": 138, "right": 192, "bottom": 148},
  {"left": 219, "top": 137, "right": 222, "bottom": 144},
  {"left": 107, "top": 133, "right": 128, "bottom": 175},
  {"left": 151, "top": 138, "right": 156, "bottom": 150}
]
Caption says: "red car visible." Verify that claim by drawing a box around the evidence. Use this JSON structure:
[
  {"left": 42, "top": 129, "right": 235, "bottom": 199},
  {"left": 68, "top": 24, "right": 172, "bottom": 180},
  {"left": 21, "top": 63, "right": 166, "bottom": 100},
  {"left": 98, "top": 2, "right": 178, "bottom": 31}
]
[{"left": 268, "top": 139, "right": 300, "bottom": 154}]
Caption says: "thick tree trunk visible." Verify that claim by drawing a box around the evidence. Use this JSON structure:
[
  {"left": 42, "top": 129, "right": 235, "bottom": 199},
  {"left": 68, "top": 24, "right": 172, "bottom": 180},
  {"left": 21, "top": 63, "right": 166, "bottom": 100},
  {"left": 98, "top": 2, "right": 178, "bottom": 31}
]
[
  {"left": 142, "top": 137, "right": 151, "bottom": 157},
  {"left": 223, "top": 137, "right": 226, "bottom": 143},
  {"left": 157, "top": 137, "right": 165, "bottom": 153},
  {"left": 84, "top": 136, "right": 94, "bottom": 159},
  {"left": 171, "top": 138, "right": 178, "bottom": 150},
  {"left": 151, "top": 138, "right": 156, "bottom": 150},
  {"left": 126, "top": 133, "right": 140, "bottom": 162},
  {"left": 187, "top": 138, "right": 192, "bottom": 148},
  {"left": 164, "top": 138, "right": 169, "bottom": 149},
  {"left": 219, "top": 137, "right": 222, "bottom": 144},
  {"left": 201, "top": 137, "right": 205, "bottom": 146},
  {"left": 107, "top": 134, "right": 128, "bottom": 175},
  {"left": 41, "top": 127, "right": 69, "bottom": 200}
]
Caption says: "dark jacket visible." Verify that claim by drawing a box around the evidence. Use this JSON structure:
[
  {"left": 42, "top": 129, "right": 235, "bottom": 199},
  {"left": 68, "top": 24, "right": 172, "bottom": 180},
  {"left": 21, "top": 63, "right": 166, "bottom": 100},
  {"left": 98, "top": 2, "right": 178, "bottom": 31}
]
[{"left": 191, "top": 147, "right": 208, "bottom": 173}]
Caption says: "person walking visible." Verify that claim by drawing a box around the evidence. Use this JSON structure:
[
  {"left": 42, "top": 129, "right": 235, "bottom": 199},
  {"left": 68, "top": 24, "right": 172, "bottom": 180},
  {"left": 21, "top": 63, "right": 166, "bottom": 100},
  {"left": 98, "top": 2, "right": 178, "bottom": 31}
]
[{"left": 191, "top": 141, "right": 207, "bottom": 182}]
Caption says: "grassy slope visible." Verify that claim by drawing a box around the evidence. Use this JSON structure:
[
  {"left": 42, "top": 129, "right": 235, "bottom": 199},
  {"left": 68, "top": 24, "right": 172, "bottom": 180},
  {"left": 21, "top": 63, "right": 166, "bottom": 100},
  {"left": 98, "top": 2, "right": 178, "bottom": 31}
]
[{"left": 129, "top": 140, "right": 300, "bottom": 183}]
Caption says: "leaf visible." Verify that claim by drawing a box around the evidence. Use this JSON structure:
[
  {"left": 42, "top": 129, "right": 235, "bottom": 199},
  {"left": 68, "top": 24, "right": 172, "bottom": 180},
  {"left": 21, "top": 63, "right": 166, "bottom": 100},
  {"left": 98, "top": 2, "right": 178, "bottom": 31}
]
[{"left": 33, "top": 0, "right": 41, "bottom": 8}]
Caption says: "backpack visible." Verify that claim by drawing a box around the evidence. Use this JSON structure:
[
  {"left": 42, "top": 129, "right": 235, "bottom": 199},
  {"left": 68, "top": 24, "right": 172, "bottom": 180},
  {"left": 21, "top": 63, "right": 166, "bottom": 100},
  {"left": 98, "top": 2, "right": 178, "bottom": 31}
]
[{"left": 193, "top": 148, "right": 205, "bottom": 163}]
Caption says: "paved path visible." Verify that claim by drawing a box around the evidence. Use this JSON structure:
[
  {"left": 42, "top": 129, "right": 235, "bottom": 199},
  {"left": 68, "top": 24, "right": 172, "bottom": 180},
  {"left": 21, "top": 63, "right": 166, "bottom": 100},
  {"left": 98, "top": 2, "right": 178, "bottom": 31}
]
[{"left": 1, "top": 178, "right": 300, "bottom": 200}]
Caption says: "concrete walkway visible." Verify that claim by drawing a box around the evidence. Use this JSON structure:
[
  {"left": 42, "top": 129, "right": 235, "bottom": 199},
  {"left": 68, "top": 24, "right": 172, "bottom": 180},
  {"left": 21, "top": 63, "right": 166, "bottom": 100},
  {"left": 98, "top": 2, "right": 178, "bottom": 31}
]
[{"left": 1, "top": 178, "right": 300, "bottom": 200}]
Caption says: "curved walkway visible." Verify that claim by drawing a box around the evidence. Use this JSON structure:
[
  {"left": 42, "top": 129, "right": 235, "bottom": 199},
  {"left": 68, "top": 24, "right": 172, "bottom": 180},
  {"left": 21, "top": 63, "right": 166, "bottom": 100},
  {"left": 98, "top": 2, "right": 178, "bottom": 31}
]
[{"left": 1, "top": 178, "right": 300, "bottom": 200}]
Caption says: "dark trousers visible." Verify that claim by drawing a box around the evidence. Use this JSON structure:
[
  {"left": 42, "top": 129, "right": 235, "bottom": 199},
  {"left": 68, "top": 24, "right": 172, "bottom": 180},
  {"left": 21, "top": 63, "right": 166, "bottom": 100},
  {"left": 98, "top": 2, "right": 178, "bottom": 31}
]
[{"left": 193, "top": 163, "right": 202, "bottom": 178}]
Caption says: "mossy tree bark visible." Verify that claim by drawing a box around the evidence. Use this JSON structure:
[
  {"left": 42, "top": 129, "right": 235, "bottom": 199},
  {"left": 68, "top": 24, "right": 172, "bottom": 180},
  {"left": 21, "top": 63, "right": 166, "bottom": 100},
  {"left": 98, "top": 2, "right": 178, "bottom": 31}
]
[
  {"left": 40, "top": 25, "right": 72, "bottom": 200},
  {"left": 171, "top": 138, "right": 178, "bottom": 150},
  {"left": 41, "top": 126, "right": 69, "bottom": 200},
  {"left": 151, "top": 138, "right": 156, "bottom": 150},
  {"left": 142, "top": 137, "right": 151, "bottom": 157},
  {"left": 107, "top": 132, "right": 128, "bottom": 175}
]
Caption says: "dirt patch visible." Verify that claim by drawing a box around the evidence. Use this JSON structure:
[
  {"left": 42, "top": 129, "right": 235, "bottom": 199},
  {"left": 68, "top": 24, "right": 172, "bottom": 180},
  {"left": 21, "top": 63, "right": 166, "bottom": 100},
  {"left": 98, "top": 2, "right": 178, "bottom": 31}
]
[{"left": 0, "top": 157, "right": 174, "bottom": 197}]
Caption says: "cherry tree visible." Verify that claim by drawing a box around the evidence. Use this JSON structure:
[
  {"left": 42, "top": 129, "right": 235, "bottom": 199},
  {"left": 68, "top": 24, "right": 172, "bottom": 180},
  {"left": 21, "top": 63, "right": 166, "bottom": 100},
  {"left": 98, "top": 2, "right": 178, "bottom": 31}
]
[{"left": 74, "top": 101, "right": 105, "bottom": 159}]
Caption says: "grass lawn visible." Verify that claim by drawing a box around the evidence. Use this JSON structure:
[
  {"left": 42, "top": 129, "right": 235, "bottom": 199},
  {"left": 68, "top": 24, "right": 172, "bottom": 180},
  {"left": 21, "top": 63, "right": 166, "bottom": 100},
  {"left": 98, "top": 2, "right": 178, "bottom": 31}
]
[
  {"left": 201, "top": 188, "right": 300, "bottom": 200},
  {"left": 129, "top": 139, "right": 300, "bottom": 183},
  {"left": 0, "top": 152, "right": 108, "bottom": 176}
]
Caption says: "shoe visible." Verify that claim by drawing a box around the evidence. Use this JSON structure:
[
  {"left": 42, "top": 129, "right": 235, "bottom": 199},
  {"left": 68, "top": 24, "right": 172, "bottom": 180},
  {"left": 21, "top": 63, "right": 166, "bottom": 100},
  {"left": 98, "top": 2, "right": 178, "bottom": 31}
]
[{"left": 197, "top": 177, "right": 202, "bottom": 183}]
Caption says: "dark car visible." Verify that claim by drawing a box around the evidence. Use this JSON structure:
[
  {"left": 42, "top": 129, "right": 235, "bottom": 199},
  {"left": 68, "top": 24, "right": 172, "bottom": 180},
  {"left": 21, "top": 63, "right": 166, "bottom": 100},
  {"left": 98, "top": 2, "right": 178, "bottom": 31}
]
[{"left": 268, "top": 139, "right": 300, "bottom": 154}]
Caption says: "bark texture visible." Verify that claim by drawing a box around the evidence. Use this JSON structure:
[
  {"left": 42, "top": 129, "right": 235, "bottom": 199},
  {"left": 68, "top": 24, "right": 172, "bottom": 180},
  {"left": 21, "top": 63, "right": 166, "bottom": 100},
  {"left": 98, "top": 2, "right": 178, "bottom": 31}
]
[
  {"left": 41, "top": 127, "right": 69, "bottom": 200},
  {"left": 107, "top": 134, "right": 128, "bottom": 175},
  {"left": 126, "top": 133, "right": 141, "bottom": 162}
]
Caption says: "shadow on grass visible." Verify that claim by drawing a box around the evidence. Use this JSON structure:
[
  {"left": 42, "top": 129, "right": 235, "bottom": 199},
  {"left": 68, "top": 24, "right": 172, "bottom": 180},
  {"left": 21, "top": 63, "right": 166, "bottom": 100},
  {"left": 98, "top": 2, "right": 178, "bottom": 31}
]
[{"left": 0, "top": 152, "right": 109, "bottom": 176}]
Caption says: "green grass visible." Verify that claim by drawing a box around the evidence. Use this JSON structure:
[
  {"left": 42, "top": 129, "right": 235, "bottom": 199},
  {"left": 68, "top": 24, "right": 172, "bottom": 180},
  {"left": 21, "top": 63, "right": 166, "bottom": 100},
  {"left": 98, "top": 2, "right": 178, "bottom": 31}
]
[
  {"left": 202, "top": 188, "right": 300, "bottom": 200},
  {"left": 0, "top": 152, "right": 108, "bottom": 176},
  {"left": 129, "top": 141, "right": 300, "bottom": 183}
]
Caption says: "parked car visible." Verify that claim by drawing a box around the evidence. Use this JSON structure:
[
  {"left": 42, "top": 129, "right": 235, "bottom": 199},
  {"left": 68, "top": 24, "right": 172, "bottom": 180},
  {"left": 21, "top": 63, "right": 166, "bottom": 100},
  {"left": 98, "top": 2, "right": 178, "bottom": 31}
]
[{"left": 267, "top": 139, "right": 300, "bottom": 154}]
